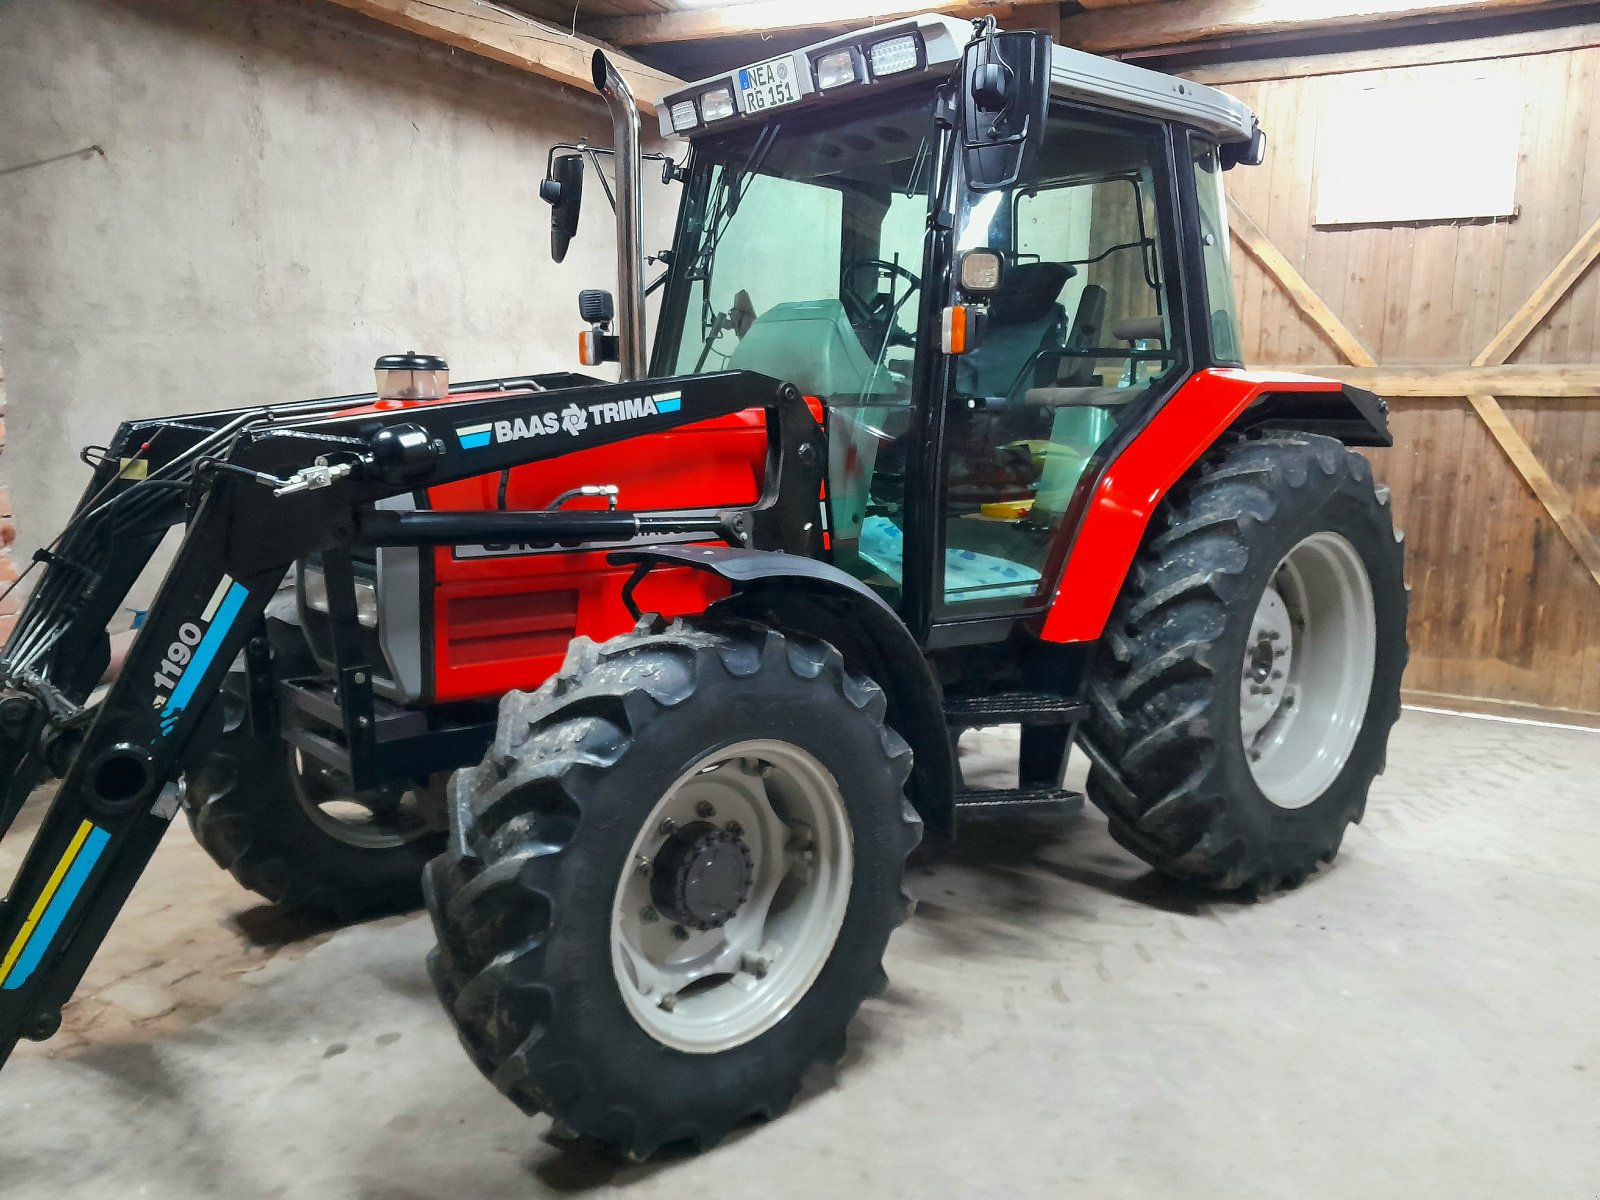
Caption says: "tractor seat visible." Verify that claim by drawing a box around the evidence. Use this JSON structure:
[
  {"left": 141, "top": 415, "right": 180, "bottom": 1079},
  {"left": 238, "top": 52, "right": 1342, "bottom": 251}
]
[{"left": 959, "top": 261, "right": 1076, "bottom": 398}]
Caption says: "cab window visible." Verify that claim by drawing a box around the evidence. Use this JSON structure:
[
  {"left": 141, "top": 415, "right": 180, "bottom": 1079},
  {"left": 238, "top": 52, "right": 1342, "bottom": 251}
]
[{"left": 1191, "top": 138, "right": 1244, "bottom": 365}]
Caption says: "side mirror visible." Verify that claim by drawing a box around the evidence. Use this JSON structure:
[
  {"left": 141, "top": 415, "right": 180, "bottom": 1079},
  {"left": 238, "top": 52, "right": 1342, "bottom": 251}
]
[
  {"left": 1220, "top": 127, "right": 1268, "bottom": 170},
  {"left": 540, "top": 152, "right": 585, "bottom": 263},
  {"left": 959, "top": 27, "right": 1051, "bottom": 191}
]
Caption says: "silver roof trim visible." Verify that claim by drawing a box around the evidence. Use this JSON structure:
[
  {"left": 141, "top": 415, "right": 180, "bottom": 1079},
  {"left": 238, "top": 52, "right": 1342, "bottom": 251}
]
[{"left": 1049, "top": 44, "right": 1257, "bottom": 143}]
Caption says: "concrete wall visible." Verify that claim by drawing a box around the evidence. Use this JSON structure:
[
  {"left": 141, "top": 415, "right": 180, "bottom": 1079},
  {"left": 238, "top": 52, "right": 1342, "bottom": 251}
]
[{"left": 0, "top": 0, "right": 676, "bottom": 560}]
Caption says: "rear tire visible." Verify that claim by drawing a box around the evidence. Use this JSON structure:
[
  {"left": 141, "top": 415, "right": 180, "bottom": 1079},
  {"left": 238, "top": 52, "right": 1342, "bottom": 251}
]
[
  {"left": 425, "top": 619, "right": 920, "bottom": 1159},
  {"left": 1080, "top": 433, "right": 1407, "bottom": 895}
]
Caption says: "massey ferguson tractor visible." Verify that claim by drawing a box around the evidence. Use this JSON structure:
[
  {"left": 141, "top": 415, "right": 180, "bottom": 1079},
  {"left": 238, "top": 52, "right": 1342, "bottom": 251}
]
[{"left": 0, "top": 15, "right": 1405, "bottom": 1158}]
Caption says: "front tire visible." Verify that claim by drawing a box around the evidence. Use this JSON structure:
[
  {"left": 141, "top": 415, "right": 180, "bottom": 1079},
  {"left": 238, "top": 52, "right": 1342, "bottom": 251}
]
[
  {"left": 181, "top": 647, "right": 447, "bottom": 920},
  {"left": 1080, "top": 433, "right": 1407, "bottom": 895},
  {"left": 426, "top": 619, "right": 920, "bottom": 1158}
]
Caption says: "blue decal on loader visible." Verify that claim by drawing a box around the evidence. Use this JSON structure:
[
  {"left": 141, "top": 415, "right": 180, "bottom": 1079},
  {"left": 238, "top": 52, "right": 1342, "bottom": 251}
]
[{"left": 157, "top": 580, "right": 249, "bottom": 737}]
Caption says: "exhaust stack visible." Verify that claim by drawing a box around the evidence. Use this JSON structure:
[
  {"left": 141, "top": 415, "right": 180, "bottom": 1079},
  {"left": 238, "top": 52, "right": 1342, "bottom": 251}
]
[{"left": 591, "top": 51, "right": 647, "bottom": 382}]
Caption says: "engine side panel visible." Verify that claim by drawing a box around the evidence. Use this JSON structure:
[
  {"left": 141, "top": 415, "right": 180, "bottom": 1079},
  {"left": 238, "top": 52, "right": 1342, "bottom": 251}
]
[{"left": 421, "top": 412, "right": 767, "bottom": 702}]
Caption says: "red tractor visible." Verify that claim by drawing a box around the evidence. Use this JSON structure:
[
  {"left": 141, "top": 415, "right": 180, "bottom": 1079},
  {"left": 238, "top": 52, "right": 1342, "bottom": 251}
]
[{"left": 0, "top": 15, "right": 1405, "bottom": 1159}]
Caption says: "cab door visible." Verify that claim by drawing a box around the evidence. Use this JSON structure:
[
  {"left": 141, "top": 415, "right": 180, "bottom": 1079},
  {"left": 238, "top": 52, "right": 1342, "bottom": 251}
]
[{"left": 931, "top": 107, "right": 1190, "bottom": 631}]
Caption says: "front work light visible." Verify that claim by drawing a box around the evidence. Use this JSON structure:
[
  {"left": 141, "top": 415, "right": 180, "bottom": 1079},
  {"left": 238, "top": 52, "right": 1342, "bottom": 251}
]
[
  {"left": 669, "top": 100, "right": 699, "bottom": 132},
  {"left": 959, "top": 249, "right": 1003, "bottom": 293},
  {"left": 868, "top": 34, "right": 919, "bottom": 77},
  {"left": 701, "top": 87, "right": 736, "bottom": 122},
  {"left": 814, "top": 48, "right": 858, "bottom": 90}
]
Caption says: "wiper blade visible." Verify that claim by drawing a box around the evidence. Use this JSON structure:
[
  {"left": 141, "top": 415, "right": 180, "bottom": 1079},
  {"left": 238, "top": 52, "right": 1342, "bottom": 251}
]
[{"left": 690, "top": 121, "right": 784, "bottom": 283}]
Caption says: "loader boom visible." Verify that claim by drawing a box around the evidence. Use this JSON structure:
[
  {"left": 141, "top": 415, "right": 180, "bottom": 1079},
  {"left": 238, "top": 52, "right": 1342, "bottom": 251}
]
[{"left": 0, "top": 369, "right": 820, "bottom": 1064}]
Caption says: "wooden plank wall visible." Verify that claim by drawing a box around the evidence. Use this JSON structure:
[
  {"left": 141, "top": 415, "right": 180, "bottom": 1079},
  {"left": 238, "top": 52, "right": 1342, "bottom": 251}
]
[{"left": 1203, "top": 40, "right": 1600, "bottom": 718}]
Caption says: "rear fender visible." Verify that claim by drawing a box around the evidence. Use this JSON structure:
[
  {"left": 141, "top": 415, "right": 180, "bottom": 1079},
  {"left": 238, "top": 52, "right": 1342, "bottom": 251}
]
[
  {"left": 610, "top": 546, "right": 956, "bottom": 837},
  {"left": 1039, "top": 368, "right": 1382, "bottom": 644},
  {"left": 1228, "top": 381, "right": 1390, "bottom": 448}
]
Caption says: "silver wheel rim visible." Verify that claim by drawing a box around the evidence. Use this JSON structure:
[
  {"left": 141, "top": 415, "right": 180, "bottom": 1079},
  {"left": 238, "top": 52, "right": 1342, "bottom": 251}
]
[
  {"left": 289, "top": 750, "right": 442, "bottom": 850},
  {"left": 1240, "top": 531, "right": 1377, "bottom": 809},
  {"left": 610, "top": 739, "right": 853, "bottom": 1054}
]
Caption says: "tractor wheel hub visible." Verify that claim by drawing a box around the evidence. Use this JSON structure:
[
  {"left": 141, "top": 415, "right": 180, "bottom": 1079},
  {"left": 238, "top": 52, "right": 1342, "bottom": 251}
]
[{"left": 649, "top": 822, "right": 753, "bottom": 932}]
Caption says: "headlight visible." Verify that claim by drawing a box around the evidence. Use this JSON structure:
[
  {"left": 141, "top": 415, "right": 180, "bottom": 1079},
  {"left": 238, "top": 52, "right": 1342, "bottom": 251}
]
[
  {"left": 700, "top": 87, "right": 735, "bottom": 122},
  {"left": 814, "top": 48, "right": 858, "bottom": 91},
  {"left": 303, "top": 568, "right": 379, "bottom": 629},
  {"left": 669, "top": 99, "right": 699, "bottom": 132},
  {"left": 868, "top": 34, "right": 919, "bottom": 77}
]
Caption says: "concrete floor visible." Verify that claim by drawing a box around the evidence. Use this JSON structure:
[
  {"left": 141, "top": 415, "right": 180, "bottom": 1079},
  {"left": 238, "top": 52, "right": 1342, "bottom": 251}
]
[{"left": 0, "top": 708, "right": 1596, "bottom": 1199}]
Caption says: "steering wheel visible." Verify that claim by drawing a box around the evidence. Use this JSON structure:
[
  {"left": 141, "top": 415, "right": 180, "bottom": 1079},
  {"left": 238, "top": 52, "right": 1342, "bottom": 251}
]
[{"left": 840, "top": 258, "right": 922, "bottom": 348}]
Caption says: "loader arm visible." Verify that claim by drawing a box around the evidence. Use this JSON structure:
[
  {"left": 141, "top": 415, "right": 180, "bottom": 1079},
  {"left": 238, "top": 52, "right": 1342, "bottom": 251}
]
[{"left": 0, "top": 369, "right": 821, "bottom": 1066}]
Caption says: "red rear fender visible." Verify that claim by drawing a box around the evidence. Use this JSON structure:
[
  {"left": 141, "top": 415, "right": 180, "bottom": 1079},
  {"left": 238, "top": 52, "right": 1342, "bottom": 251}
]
[{"left": 1037, "top": 369, "right": 1351, "bottom": 644}]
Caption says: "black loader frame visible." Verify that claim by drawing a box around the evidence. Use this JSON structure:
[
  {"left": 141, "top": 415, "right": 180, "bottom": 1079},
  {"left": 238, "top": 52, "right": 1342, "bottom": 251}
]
[{"left": 0, "top": 368, "right": 822, "bottom": 1065}]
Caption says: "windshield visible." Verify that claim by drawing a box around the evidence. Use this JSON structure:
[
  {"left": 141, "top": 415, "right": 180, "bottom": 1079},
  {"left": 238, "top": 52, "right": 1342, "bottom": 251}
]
[
  {"left": 657, "top": 91, "right": 937, "bottom": 400},
  {"left": 656, "top": 91, "right": 941, "bottom": 603}
]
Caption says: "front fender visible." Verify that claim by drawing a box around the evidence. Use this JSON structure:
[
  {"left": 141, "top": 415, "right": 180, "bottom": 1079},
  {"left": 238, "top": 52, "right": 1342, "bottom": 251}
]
[{"left": 610, "top": 546, "right": 956, "bottom": 836}]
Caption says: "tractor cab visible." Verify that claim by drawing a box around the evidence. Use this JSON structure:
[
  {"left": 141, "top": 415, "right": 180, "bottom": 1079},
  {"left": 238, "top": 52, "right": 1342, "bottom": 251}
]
[{"left": 554, "top": 13, "right": 1262, "bottom": 638}]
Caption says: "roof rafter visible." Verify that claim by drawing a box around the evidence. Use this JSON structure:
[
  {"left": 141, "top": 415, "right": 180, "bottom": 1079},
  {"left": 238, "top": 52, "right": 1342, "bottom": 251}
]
[
  {"left": 585, "top": 0, "right": 1012, "bottom": 48},
  {"left": 326, "top": 0, "right": 682, "bottom": 110},
  {"left": 1060, "top": 0, "right": 1570, "bottom": 54}
]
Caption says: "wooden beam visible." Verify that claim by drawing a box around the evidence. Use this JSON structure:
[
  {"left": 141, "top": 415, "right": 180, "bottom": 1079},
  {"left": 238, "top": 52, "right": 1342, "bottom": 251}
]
[
  {"left": 586, "top": 0, "right": 1011, "bottom": 47},
  {"left": 1465, "top": 392, "right": 1600, "bottom": 592},
  {"left": 325, "top": 0, "right": 681, "bottom": 111},
  {"left": 1000, "top": 3, "right": 1062, "bottom": 39},
  {"left": 1227, "top": 197, "right": 1377, "bottom": 367},
  {"left": 1473, "top": 214, "right": 1600, "bottom": 368},
  {"left": 1265, "top": 365, "right": 1600, "bottom": 398},
  {"left": 1059, "top": 0, "right": 1559, "bottom": 54},
  {"left": 1183, "top": 21, "right": 1600, "bottom": 86}
]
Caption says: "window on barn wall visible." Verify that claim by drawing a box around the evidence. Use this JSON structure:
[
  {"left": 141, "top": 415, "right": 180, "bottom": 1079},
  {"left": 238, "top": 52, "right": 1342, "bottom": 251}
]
[{"left": 1313, "top": 73, "right": 1522, "bottom": 226}]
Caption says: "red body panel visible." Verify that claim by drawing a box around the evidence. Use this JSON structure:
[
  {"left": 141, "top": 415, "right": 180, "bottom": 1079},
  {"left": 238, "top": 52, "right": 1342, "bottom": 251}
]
[
  {"left": 422, "top": 409, "right": 768, "bottom": 703},
  {"left": 1037, "top": 369, "right": 1347, "bottom": 644}
]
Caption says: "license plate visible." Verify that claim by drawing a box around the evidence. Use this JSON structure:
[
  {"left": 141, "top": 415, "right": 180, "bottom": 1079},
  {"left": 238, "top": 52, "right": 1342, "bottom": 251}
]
[{"left": 738, "top": 54, "right": 802, "bottom": 115}]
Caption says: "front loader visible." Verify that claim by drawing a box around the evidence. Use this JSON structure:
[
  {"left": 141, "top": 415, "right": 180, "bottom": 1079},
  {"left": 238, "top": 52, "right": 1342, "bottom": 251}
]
[{"left": 0, "top": 15, "right": 1406, "bottom": 1159}]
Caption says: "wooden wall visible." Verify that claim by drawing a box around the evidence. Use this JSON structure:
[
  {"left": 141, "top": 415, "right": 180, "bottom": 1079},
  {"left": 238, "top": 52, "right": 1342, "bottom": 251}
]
[{"left": 1190, "top": 30, "right": 1600, "bottom": 719}]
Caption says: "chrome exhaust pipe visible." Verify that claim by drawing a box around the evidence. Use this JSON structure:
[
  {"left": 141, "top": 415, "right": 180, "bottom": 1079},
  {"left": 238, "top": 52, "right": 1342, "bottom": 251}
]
[{"left": 591, "top": 51, "right": 647, "bottom": 382}]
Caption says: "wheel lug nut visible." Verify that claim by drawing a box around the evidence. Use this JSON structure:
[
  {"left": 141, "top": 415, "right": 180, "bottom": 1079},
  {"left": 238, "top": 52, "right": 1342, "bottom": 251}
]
[
  {"left": 640, "top": 905, "right": 659, "bottom": 923},
  {"left": 658, "top": 817, "right": 676, "bottom": 836},
  {"left": 741, "top": 953, "right": 770, "bottom": 978},
  {"left": 657, "top": 993, "right": 676, "bottom": 1012},
  {"left": 726, "top": 821, "right": 743, "bottom": 836},
  {"left": 671, "top": 925, "right": 690, "bottom": 942},
  {"left": 695, "top": 800, "right": 715, "bottom": 819},
  {"left": 633, "top": 855, "right": 651, "bottom": 878}
]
